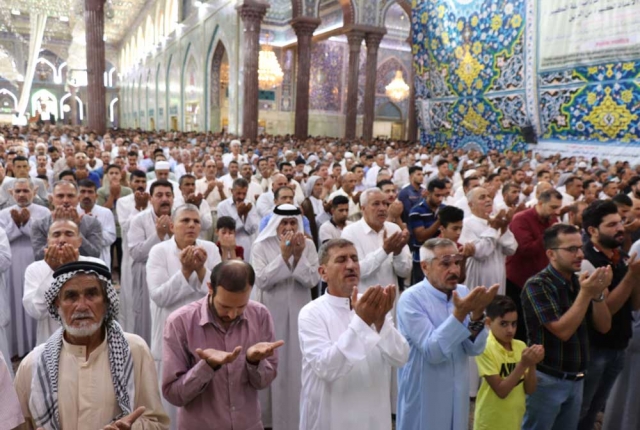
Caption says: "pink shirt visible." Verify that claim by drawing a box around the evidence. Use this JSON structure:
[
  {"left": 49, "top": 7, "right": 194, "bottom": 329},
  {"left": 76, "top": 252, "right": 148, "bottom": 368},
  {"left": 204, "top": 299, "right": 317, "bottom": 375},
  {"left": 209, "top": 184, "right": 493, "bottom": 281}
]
[{"left": 162, "top": 296, "right": 277, "bottom": 430}]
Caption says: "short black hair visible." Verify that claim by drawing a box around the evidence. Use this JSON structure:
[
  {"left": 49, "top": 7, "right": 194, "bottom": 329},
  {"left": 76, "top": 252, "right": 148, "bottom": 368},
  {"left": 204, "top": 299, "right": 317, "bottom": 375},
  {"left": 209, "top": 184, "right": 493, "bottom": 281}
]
[
  {"left": 438, "top": 205, "right": 464, "bottom": 227},
  {"left": 536, "top": 169, "right": 550, "bottom": 178},
  {"left": 278, "top": 161, "right": 291, "bottom": 171},
  {"left": 409, "top": 166, "right": 422, "bottom": 176},
  {"left": 129, "top": 169, "right": 146, "bottom": 180},
  {"left": 612, "top": 193, "right": 633, "bottom": 207},
  {"left": 105, "top": 164, "right": 121, "bottom": 174},
  {"left": 582, "top": 200, "right": 619, "bottom": 236},
  {"left": 463, "top": 175, "right": 478, "bottom": 190},
  {"left": 350, "top": 164, "right": 364, "bottom": 172},
  {"left": 78, "top": 179, "right": 97, "bottom": 190},
  {"left": 58, "top": 170, "right": 77, "bottom": 181},
  {"left": 232, "top": 177, "right": 249, "bottom": 189},
  {"left": 538, "top": 189, "right": 563, "bottom": 203},
  {"left": 210, "top": 260, "right": 255, "bottom": 294},
  {"left": 331, "top": 195, "right": 349, "bottom": 207},
  {"left": 543, "top": 223, "right": 580, "bottom": 250},
  {"left": 179, "top": 174, "right": 196, "bottom": 186},
  {"left": 428, "top": 179, "right": 447, "bottom": 192},
  {"left": 274, "top": 185, "right": 293, "bottom": 200},
  {"left": 216, "top": 216, "right": 236, "bottom": 231},
  {"left": 436, "top": 159, "right": 448, "bottom": 167},
  {"left": 486, "top": 295, "right": 517, "bottom": 319},
  {"left": 13, "top": 156, "right": 28, "bottom": 164},
  {"left": 149, "top": 179, "right": 174, "bottom": 196},
  {"left": 376, "top": 179, "right": 394, "bottom": 189},
  {"left": 629, "top": 176, "right": 640, "bottom": 188}
]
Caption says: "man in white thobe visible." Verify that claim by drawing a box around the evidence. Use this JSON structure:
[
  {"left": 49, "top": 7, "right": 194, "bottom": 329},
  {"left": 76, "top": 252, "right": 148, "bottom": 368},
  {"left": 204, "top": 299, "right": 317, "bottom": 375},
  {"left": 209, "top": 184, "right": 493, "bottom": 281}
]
[
  {"left": 250, "top": 204, "right": 320, "bottom": 430},
  {"left": 217, "top": 178, "right": 260, "bottom": 262},
  {"left": 147, "top": 161, "right": 184, "bottom": 206},
  {"left": 178, "top": 174, "right": 212, "bottom": 237},
  {"left": 116, "top": 170, "right": 150, "bottom": 332},
  {"left": 146, "top": 204, "right": 221, "bottom": 429},
  {"left": 128, "top": 179, "right": 174, "bottom": 346},
  {"left": 256, "top": 174, "right": 289, "bottom": 218},
  {"left": 0, "top": 179, "right": 49, "bottom": 357},
  {"left": 0, "top": 227, "right": 12, "bottom": 372},
  {"left": 341, "top": 188, "right": 412, "bottom": 294},
  {"left": 298, "top": 238, "right": 409, "bottom": 430},
  {"left": 195, "top": 159, "right": 228, "bottom": 242},
  {"left": 459, "top": 187, "right": 518, "bottom": 295},
  {"left": 23, "top": 219, "right": 105, "bottom": 346},
  {"left": 77, "top": 179, "right": 117, "bottom": 268}
]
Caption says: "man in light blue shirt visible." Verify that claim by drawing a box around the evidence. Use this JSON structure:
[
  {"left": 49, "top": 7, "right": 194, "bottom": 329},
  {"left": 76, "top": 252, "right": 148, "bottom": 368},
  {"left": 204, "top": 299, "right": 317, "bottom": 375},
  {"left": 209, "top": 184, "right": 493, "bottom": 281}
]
[{"left": 396, "top": 238, "right": 499, "bottom": 430}]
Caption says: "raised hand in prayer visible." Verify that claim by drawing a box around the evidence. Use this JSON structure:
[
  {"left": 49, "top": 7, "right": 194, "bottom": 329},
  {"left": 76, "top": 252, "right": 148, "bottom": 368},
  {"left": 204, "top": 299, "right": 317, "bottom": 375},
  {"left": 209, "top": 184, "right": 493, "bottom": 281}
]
[
  {"left": 461, "top": 242, "right": 476, "bottom": 258},
  {"left": 521, "top": 345, "right": 545, "bottom": 367},
  {"left": 452, "top": 283, "right": 500, "bottom": 322},
  {"left": 352, "top": 285, "right": 389, "bottom": 327},
  {"left": 10, "top": 208, "right": 22, "bottom": 227},
  {"left": 290, "top": 232, "right": 306, "bottom": 261},
  {"left": 155, "top": 215, "right": 172, "bottom": 239},
  {"left": 196, "top": 346, "right": 243, "bottom": 369},
  {"left": 186, "top": 193, "right": 204, "bottom": 208},
  {"left": 20, "top": 207, "right": 30, "bottom": 225},
  {"left": 64, "top": 207, "right": 83, "bottom": 225},
  {"left": 382, "top": 229, "right": 406, "bottom": 256},
  {"left": 579, "top": 266, "right": 613, "bottom": 299},
  {"left": 101, "top": 406, "right": 146, "bottom": 430},
  {"left": 246, "top": 340, "right": 285, "bottom": 365},
  {"left": 280, "top": 231, "right": 295, "bottom": 260},
  {"left": 373, "top": 284, "right": 397, "bottom": 331},
  {"left": 134, "top": 191, "right": 150, "bottom": 210}
]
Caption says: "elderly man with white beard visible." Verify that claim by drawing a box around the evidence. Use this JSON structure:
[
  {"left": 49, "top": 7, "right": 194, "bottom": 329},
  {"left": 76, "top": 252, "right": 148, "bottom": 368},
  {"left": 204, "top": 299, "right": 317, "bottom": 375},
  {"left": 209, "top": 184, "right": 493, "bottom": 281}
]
[
  {"left": 250, "top": 204, "right": 320, "bottom": 430},
  {"left": 0, "top": 178, "right": 50, "bottom": 357},
  {"left": 298, "top": 239, "right": 409, "bottom": 430},
  {"left": 14, "top": 261, "right": 169, "bottom": 430},
  {"left": 128, "top": 180, "right": 174, "bottom": 345},
  {"left": 459, "top": 187, "right": 518, "bottom": 296},
  {"left": 146, "top": 204, "right": 221, "bottom": 429},
  {"left": 23, "top": 219, "right": 106, "bottom": 347}
]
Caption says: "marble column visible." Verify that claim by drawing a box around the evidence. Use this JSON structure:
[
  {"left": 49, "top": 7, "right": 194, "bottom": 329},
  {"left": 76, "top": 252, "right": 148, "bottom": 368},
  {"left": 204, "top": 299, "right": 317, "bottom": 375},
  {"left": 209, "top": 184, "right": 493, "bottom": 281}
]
[
  {"left": 84, "top": 0, "right": 107, "bottom": 134},
  {"left": 69, "top": 86, "right": 78, "bottom": 126},
  {"left": 406, "top": 32, "right": 418, "bottom": 141},
  {"left": 237, "top": 1, "right": 269, "bottom": 141},
  {"left": 362, "top": 31, "right": 385, "bottom": 142},
  {"left": 345, "top": 30, "right": 365, "bottom": 140},
  {"left": 291, "top": 17, "right": 321, "bottom": 139}
]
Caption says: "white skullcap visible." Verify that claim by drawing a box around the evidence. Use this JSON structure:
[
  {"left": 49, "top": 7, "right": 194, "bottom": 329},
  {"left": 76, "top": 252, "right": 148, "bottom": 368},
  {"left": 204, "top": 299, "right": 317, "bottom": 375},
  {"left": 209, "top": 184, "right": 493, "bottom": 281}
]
[
  {"left": 463, "top": 169, "right": 477, "bottom": 179},
  {"left": 155, "top": 161, "right": 170, "bottom": 170},
  {"left": 420, "top": 154, "right": 429, "bottom": 161},
  {"left": 230, "top": 139, "right": 241, "bottom": 147},
  {"left": 344, "top": 152, "right": 355, "bottom": 159}
]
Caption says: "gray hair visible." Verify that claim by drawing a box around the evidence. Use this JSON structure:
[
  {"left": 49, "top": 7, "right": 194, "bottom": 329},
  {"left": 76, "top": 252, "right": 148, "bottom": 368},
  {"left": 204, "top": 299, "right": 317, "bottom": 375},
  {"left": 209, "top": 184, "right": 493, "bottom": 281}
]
[
  {"left": 466, "top": 187, "right": 484, "bottom": 205},
  {"left": 171, "top": 203, "right": 200, "bottom": 222},
  {"left": 53, "top": 180, "right": 78, "bottom": 193},
  {"left": 318, "top": 238, "right": 355, "bottom": 265},
  {"left": 360, "top": 187, "right": 384, "bottom": 207},
  {"left": 419, "top": 238, "right": 458, "bottom": 262},
  {"left": 12, "top": 178, "right": 34, "bottom": 190}
]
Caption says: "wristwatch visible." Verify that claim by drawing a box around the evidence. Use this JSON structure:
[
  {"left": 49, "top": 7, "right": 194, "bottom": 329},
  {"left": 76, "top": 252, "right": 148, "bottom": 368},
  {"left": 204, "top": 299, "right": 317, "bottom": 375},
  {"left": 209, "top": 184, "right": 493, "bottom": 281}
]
[{"left": 592, "top": 292, "right": 606, "bottom": 303}]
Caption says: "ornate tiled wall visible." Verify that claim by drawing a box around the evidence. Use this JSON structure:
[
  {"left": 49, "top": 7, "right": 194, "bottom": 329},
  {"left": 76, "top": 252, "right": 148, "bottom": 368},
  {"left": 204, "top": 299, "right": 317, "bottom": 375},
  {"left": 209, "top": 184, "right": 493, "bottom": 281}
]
[{"left": 412, "top": 0, "right": 640, "bottom": 152}]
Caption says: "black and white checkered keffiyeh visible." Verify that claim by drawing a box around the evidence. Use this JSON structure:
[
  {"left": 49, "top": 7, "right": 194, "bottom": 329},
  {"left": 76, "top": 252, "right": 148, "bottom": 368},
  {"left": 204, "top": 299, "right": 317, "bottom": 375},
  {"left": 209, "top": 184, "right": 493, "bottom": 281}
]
[{"left": 28, "top": 262, "right": 135, "bottom": 430}]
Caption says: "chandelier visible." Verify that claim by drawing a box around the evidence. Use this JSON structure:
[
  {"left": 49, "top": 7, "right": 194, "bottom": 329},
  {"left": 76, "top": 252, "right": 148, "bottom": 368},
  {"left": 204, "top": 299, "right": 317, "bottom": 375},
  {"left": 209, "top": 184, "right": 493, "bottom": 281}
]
[
  {"left": 385, "top": 70, "right": 410, "bottom": 102},
  {"left": 258, "top": 36, "right": 284, "bottom": 90}
]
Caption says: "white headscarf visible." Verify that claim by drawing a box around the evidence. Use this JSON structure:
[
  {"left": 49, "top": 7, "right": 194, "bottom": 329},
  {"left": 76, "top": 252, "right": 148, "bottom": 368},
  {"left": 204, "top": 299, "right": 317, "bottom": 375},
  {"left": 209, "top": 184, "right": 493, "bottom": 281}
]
[
  {"left": 254, "top": 204, "right": 303, "bottom": 244},
  {"left": 305, "top": 175, "right": 322, "bottom": 198}
]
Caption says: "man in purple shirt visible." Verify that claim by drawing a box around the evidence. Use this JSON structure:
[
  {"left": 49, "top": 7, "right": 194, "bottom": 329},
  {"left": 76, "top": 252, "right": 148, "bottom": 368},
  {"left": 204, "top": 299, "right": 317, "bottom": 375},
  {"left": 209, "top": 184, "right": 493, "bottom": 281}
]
[{"left": 162, "top": 260, "right": 284, "bottom": 430}]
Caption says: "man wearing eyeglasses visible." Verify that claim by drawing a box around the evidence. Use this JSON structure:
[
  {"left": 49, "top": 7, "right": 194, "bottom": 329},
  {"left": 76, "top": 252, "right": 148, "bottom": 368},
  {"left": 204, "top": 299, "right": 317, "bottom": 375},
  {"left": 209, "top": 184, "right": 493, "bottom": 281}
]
[
  {"left": 396, "top": 238, "right": 499, "bottom": 430},
  {"left": 521, "top": 223, "right": 612, "bottom": 430},
  {"left": 577, "top": 200, "right": 640, "bottom": 430}
]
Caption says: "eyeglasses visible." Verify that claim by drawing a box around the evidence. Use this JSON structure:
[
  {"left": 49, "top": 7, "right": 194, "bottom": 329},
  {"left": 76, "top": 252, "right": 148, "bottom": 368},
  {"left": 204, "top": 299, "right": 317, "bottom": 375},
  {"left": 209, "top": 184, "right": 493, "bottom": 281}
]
[{"left": 551, "top": 246, "right": 582, "bottom": 254}]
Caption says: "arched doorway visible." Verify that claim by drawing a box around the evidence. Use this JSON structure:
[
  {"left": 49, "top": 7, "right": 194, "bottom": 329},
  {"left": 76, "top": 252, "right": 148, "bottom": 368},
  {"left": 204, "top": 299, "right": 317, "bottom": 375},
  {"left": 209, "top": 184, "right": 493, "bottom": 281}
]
[
  {"left": 375, "top": 101, "right": 404, "bottom": 139},
  {"left": 209, "top": 41, "right": 228, "bottom": 133}
]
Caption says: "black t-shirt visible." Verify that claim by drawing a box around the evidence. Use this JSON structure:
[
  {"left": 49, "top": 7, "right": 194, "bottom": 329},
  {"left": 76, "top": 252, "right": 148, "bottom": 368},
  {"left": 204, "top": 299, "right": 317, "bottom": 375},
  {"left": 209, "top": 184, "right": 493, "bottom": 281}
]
[{"left": 583, "top": 241, "right": 632, "bottom": 350}]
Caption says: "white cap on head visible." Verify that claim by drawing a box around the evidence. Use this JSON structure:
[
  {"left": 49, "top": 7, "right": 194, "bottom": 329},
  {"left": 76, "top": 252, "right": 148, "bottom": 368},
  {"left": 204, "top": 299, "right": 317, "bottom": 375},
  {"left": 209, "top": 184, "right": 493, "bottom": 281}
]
[
  {"left": 463, "top": 169, "right": 477, "bottom": 179},
  {"left": 155, "top": 161, "right": 170, "bottom": 170},
  {"left": 420, "top": 154, "right": 429, "bottom": 161},
  {"left": 344, "top": 152, "right": 355, "bottom": 159},
  {"left": 577, "top": 161, "right": 588, "bottom": 169},
  {"left": 230, "top": 139, "right": 241, "bottom": 147}
]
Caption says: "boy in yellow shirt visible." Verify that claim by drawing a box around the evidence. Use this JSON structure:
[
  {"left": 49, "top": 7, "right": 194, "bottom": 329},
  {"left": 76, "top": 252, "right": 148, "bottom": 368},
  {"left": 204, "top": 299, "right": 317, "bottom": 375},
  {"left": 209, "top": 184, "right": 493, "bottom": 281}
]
[{"left": 474, "top": 296, "right": 544, "bottom": 430}]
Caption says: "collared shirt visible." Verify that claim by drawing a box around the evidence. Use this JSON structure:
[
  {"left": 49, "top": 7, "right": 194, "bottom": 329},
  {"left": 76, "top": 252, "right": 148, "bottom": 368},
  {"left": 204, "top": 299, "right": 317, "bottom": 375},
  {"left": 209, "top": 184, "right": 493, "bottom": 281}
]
[
  {"left": 298, "top": 293, "right": 409, "bottom": 430},
  {"left": 408, "top": 199, "right": 443, "bottom": 262},
  {"left": 398, "top": 184, "right": 424, "bottom": 221},
  {"left": 521, "top": 265, "right": 590, "bottom": 373},
  {"left": 162, "top": 297, "right": 278, "bottom": 430},
  {"left": 15, "top": 333, "right": 169, "bottom": 430},
  {"left": 396, "top": 279, "right": 488, "bottom": 430},
  {"left": 318, "top": 218, "right": 352, "bottom": 244},
  {"left": 341, "top": 220, "right": 412, "bottom": 293},
  {"left": 582, "top": 241, "right": 632, "bottom": 350},
  {"left": 506, "top": 207, "right": 558, "bottom": 288}
]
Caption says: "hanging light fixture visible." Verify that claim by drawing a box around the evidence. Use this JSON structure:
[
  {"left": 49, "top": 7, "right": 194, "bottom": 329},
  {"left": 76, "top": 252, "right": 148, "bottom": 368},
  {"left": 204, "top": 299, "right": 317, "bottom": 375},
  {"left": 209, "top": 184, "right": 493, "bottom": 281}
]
[
  {"left": 385, "top": 70, "right": 410, "bottom": 102},
  {"left": 258, "top": 34, "right": 284, "bottom": 90}
]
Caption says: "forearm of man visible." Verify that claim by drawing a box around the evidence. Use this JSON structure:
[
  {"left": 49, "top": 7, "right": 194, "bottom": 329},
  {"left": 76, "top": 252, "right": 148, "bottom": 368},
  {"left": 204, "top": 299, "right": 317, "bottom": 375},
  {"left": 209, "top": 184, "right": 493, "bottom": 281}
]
[
  {"left": 543, "top": 291, "right": 591, "bottom": 341},
  {"left": 102, "top": 194, "right": 116, "bottom": 209},
  {"left": 591, "top": 300, "right": 612, "bottom": 334},
  {"left": 415, "top": 221, "right": 441, "bottom": 243},
  {"left": 606, "top": 275, "right": 636, "bottom": 314}
]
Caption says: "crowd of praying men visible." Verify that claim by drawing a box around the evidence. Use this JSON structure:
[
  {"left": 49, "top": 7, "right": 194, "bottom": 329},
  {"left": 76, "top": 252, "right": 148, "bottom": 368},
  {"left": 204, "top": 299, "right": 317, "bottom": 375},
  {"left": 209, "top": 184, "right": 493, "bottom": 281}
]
[{"left": 0, "top": 124, "right": 638, "bottom": 430}]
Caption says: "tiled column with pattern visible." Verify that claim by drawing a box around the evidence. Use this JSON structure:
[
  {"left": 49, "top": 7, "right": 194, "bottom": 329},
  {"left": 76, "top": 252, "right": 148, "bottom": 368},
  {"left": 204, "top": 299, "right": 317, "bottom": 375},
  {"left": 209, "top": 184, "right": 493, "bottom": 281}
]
[
  {"left": 291, "top": 17, "right": 321, "bottom": 139},
  {"left": 362, "top": 31, "right": 385, "bottom": 142},
  {"left": 237, "top": 1, "right": 269, "bottom": 140},
  {"left": 344, "top": 30, "right": 365, "bottom": 139},
  {"left": 85, "top": 0, "right": 107, "bottom": 134}
]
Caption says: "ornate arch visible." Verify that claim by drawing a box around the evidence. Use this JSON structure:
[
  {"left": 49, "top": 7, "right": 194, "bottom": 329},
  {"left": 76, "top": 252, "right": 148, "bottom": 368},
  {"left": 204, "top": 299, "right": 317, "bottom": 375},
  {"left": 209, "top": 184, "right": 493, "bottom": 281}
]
[
  {"left": 375, "top": 56, "right": 409, "bottom": 95},
  {"left": 311, "top": 0, "right": 356, "bottom": 24},
  {"left": 379, "top": 0, "right": 411, "bottom": 26}
]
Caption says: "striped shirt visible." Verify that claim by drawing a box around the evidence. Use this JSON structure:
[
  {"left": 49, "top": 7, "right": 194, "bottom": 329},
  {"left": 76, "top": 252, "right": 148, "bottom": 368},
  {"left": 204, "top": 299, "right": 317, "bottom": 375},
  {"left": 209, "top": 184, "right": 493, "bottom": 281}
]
[{"left": 521, "top": 265, "right": 590, "bottom": 373}]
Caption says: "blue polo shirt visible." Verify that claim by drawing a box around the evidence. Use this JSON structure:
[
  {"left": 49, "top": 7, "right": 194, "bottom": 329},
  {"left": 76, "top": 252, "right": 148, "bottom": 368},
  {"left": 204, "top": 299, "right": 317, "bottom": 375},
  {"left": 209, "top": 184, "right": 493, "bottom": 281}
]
[
  {"left": 408, "top": 199, "right": 443, "bottom": 262},
  {"left": 398, "top": 184, "right": 424, "bottom": 222}
]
